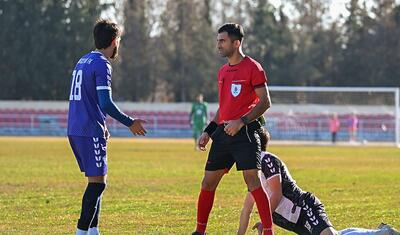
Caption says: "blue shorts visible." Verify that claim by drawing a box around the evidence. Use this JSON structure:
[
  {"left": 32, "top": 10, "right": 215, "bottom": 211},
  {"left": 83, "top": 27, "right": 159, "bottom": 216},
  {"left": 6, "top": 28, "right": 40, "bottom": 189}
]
[{"left": 68, "top": 135, "right": 108, "bottom": 177}]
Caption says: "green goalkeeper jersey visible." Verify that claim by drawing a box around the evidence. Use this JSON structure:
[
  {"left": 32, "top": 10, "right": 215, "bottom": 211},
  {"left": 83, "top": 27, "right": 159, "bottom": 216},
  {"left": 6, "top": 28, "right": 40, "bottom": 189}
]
[{"left": 190, "top": 102, "right": 208, "bottom": 127}]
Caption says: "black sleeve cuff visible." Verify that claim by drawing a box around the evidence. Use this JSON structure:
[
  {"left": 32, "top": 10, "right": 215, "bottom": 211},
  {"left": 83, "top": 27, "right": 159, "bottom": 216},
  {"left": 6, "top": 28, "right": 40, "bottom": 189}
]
[{"left": 204, "top": 121, "right": 218, "bottom": 136}]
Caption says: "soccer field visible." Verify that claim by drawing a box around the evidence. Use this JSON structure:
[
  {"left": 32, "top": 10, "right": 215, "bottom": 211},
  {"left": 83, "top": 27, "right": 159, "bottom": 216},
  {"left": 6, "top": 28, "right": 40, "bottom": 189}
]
[{"left": 0, "top": 137, "right": 399, "bottom": 235}]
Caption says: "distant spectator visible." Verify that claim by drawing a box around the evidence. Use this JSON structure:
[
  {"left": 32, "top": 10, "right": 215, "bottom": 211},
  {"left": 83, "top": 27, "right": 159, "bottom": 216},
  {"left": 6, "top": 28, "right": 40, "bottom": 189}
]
[
  {"left": 329, "top": 113, "right": 340, "bottom": 143},
  {"left": 347, "top": 113, "right": 358, "bottom": 142}
]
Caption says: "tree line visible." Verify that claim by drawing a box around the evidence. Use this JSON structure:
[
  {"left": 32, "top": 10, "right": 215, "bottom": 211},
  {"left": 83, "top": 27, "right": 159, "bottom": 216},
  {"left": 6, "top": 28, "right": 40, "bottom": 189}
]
[{"left": 1, "top": 0, "right": 399, "bottom": 102}]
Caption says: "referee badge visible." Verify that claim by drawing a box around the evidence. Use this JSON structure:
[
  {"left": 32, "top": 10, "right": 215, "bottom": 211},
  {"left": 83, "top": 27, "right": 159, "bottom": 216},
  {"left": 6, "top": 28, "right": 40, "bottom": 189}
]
[{"left": 231, "top": 84, "right": 241, "bottom": 97}]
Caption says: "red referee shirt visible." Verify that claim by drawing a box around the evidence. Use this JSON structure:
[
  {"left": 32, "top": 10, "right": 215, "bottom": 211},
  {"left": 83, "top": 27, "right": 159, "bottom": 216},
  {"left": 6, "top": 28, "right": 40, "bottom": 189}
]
[{"left": 217, "top": 56, "right": 267, "bottom": 124}]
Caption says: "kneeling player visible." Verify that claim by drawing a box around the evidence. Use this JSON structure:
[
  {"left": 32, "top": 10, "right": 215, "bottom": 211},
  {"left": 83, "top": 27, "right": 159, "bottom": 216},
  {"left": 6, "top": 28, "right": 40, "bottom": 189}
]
[{"left": 237, "top": 128, "right": 399, "bottom": 235}]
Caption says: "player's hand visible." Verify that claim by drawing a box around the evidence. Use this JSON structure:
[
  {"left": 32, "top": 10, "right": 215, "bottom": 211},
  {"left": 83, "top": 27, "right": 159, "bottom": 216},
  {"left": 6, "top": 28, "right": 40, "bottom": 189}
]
[
  {"left": 252, "top": 222, "right": 274, "bottom": 235},
  {"left": 197, "top": 132, "right": 210, "bottom": 151},
  {"left": 252, "top": 222, "right": 263, "bottom": 235},
  {"left": 129, "top": 119, "right": 147, "bottom": 136},
  {"left": 224, "top": 119, "right": 244, "bottom": 136},
  {"left": 105, "top": 126, "right": 110, "bottom": 140}
]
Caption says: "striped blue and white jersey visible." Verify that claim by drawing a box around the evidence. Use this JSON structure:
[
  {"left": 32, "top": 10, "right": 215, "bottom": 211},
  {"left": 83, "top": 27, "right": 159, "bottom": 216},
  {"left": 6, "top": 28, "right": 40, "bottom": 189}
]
[{"left": 67, "top": 51, "right": 112, "bottom": 137}]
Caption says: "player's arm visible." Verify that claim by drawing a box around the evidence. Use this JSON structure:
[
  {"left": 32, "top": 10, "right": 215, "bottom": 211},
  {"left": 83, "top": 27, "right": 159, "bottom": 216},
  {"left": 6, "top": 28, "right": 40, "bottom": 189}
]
[
  {"left": 264, "top": 175, "right": 282, "bottom": 212},
  {"left": 97, "top": 89, "right": 133, "bottom": 127},
  {"left": 242, "top": 175, "right": 281, "bottom": 235},
  {"left": 97, "top": 90, "right": 146, "bottom": 136},
  {"left": 260, "top": 156, "right": 283, "bottom": 213},
  {"left": 94, "top": 59, "right": 146, "bottom": 136},
  {"left": 238, "top": 192, "right": 256, "bottom": 235}
]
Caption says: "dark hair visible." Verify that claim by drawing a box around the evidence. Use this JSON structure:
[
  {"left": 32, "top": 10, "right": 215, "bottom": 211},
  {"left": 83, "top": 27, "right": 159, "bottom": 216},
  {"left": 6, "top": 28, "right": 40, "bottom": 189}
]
[
  {"left": 258, "top": 127, "right": 270, "bottom": 151},
  {"left": 218, "top": 23, "right": 244, "bottom": 42},
  {"left": 93, "top": 19, "right": 121, "bottom": 49}
]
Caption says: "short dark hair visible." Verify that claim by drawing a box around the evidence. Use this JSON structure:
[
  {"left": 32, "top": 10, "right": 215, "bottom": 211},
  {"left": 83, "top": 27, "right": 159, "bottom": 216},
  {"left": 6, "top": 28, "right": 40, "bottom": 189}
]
[
  {"left": 218, "top": 23, "right": 244, "bottom": 42},
  {"left": 93, "top": 19, "right": 121, "bottom": 49},
  {"left": 258, "top": 127, "right": 270, "bottom": 151}
]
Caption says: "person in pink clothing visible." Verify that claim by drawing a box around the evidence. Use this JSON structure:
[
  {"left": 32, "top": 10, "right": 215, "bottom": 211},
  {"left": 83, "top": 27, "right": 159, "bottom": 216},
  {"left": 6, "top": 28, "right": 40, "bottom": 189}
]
[
  {"left": 348, "top": 113, "right": 358, "bottom": 142},
  {"left": 329, "top": 113, "right": 340, "bottom": 143}
]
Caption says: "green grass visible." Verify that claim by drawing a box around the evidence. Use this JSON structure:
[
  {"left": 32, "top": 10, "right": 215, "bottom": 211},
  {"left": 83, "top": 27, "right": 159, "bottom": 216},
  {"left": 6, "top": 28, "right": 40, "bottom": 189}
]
[{"left": 0, "top": 137, "right": 399, "bottom": 234}]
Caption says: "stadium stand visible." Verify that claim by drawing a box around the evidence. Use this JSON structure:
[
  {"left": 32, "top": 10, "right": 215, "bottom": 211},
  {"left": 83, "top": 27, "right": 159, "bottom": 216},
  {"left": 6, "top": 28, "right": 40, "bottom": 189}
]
[{"left": 0, "top": 106, "right": 396, "bottom": 142}]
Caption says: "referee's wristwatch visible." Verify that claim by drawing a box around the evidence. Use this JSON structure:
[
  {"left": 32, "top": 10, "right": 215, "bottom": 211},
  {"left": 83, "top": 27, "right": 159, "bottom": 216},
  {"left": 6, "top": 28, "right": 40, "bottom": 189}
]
[{"left": 240, "top": 116, "right": 249, "bottom": 125}]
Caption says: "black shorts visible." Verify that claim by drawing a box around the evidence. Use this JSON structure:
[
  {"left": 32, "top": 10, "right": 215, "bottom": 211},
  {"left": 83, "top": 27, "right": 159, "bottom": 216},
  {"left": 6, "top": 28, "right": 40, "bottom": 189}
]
[
  {"left": 292, "top": 193, "right": 333, "bottom": 235},
  {"left": 205, "top": 121, "right": 262, "bottom": 171}
]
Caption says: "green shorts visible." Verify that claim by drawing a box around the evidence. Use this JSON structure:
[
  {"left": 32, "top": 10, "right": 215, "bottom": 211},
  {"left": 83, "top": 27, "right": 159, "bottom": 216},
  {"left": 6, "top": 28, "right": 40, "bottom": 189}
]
[{"left": 193, "top": 124, "right": 205, "bottom": 138}]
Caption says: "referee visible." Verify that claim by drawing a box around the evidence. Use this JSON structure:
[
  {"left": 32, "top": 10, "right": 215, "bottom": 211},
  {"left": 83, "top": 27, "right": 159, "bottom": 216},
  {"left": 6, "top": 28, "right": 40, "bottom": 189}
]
[{"left": 192, "top": 23, "right": 273, "bottom": 235}]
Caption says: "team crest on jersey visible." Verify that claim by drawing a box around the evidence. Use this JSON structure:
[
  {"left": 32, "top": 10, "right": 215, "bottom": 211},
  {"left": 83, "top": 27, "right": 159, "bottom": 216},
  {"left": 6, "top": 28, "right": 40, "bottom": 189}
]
[{"left": 231, "top": 84, "right": 241, "bottom": 97}]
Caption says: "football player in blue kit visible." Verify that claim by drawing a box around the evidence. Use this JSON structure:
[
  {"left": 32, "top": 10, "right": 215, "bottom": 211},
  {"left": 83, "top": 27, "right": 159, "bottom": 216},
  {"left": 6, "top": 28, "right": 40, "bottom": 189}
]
[
  {"left": 67, "top": 19, "right": 146, "bottom": 235},
  {"left": 237, "top": 128, "right": 399, "bottom": 235}
]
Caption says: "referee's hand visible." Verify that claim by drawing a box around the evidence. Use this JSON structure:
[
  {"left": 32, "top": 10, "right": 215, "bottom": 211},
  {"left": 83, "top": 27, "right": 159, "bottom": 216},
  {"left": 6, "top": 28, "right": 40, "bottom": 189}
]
[
  {"left": 197, "top": 132, "right": 210, "bottom": 151},
  {"left": 224, "top": 119, "right": 245, "bottom": 136},
  {"left": 129, "top": 119, "right": 147, "bottom": 136}
]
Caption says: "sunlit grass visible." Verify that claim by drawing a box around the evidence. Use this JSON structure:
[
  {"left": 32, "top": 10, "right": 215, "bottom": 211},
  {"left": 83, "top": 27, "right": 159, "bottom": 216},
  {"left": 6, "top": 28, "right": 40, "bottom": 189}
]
[{"left": 0, "top": 137, "right": 399, "bottom": 234}]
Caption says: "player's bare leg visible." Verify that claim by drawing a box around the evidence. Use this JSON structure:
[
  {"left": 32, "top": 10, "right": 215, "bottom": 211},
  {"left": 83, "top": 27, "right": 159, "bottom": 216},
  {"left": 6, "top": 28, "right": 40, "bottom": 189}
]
[
  {"left": 243, "top": 169, "right": 261, "bottom": 191},
  {"left": 201, "top": 170, "right": 225, "bottom": 191},
  {"left": 88, "top": 176, "right": 106, "bottom": 183}
]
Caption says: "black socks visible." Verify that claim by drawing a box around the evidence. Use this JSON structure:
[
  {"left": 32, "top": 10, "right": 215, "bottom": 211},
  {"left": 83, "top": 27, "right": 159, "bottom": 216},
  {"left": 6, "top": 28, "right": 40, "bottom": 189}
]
[{"left": 77, "top": 183, "right": 106, "bottom": 230}]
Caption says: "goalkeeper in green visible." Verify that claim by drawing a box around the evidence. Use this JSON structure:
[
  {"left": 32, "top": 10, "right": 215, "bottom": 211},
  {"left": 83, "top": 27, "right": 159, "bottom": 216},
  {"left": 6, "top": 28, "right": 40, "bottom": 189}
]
[{"left": 190, "top": 94, "right": 209, "bottom": 148}]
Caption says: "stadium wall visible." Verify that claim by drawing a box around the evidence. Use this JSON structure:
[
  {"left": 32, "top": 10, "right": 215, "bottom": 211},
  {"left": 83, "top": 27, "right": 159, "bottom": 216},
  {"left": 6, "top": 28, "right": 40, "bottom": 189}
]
[
  {"left": 0, "top": 101, "right": 395, "bottom": 115},
  {"left": 0, "top": 101, "right": 397, "bottom": 144}
]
